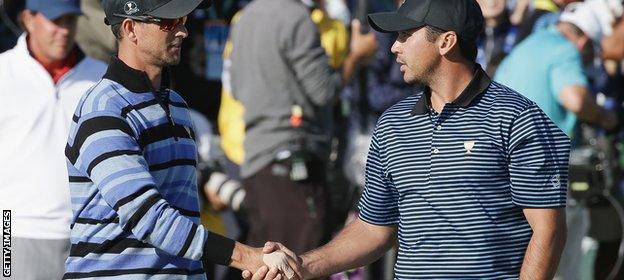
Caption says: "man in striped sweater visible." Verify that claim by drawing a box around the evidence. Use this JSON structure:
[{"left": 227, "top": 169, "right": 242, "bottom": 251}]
[
  {"left": 249, "top": 0, "right": 570, "bottom": 279},
  {"left": 63, "top": 0, "right": 297, "bottom": 279}
]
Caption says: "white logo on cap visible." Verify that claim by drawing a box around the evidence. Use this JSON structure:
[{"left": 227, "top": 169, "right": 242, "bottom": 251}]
[{"left": 124, "top": 1, "right": 139, "bottom": 15}]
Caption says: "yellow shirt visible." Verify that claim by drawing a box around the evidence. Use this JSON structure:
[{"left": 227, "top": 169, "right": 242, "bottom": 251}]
[{"left": 534, "top": 0, "right": 559, "bottom": 12}]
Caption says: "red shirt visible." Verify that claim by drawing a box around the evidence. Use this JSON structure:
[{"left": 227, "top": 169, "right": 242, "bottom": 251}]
[{"left": 30, "top": 45, "right": 78, "bottom": 84}]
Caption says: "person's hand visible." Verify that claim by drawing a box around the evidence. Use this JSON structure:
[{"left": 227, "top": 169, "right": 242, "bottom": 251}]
[
  {"left": 349, "top": 19, "right": 378, "bottom": 62},
  {"left": 241, "top": 265, "right": 284, "bottom": 280},
  {"left": 242, "top": 242, "right": 305, "bottom": 280},
  {"left": 202, "top": 180, "right": 227, "bottom": 211}
]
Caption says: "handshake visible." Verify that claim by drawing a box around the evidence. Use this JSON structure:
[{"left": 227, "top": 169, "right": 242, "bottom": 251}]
[{"left": 242, "top": 242, "right": 306, "bottom": 280}]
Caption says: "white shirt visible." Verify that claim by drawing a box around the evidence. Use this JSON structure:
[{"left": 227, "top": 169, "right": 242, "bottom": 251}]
[{"left": 0, "top": 35, "right": 107, "bottom": 239}]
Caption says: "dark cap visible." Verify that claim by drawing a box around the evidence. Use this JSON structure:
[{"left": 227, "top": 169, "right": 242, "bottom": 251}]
[
  {"left": 26, "top": 0, "right": 82, "bottom": 21},
  {"left": 102, "top": 0, "right": 210, "bottom": 25},
  {"left": 368, "top": 0, "right": 484, "bottom": 41}
]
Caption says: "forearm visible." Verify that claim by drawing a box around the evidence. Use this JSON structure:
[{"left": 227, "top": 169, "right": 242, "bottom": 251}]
[
  {"left": 229, "top": 241, "right": 263, "bottom": 271},
  {"left": 301, "top": 218, "right": 396, "bottom": 279},
  {"left": 341, "top": 53, "right": 360, "bottom": 84},
  {"left": 560, "top": 86, "right": 616, "bottom": 130},
  {"left": 519, "top": 218, "right": 567, "bottom": 279},
  {"left": 510, "top": 0, "right": 530, "bottom": 25},
  {"left": 576, "top": 98, "right": 616, "bottom": 130}
]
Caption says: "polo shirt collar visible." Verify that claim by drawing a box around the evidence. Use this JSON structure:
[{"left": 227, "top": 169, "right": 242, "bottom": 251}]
[
  {"left": 411, "top": 64, "right": 491, "bottom": 116},
  {"left": 103, "top": 56, "right": 169, "bottom": 93}
]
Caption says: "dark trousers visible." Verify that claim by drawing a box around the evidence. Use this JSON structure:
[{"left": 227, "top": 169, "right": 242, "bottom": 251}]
[{"left": 243, "top": 161, "right": 328, "bottom": 254}]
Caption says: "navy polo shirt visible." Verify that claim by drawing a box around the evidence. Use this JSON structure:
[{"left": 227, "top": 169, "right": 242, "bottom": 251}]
[{"left": 358, "top": 65, "right": 570, "bottom": 279}]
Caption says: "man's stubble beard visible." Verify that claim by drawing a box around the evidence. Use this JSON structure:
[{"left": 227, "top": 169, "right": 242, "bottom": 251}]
[{"left": 407, "top": 54, "right": 441, "bottom": 87}]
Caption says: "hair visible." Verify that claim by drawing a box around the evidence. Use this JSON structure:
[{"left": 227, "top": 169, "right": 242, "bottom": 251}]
[
  {"left": 424, "top": 25, "right": 478, "bottom": 63},
  {"left": 558, "top": 21, "right": 585, "bottom": 37},
  {"left": 111, "top": 23, "right": 123, "bottom": 40}
]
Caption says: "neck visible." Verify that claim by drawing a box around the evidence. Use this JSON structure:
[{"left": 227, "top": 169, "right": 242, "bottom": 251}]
[
  {"left": 118, "top": 44, "right": 162, "bottom": 89},
  {"left": 428, "top": 62, "right": 474, "bottom": 113}
]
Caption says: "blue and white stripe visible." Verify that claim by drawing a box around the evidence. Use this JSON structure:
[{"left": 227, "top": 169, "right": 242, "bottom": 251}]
[
  {"left": 359, "top": 81, "right": 570, "bottom": 279},
  {"left": 64, "top": 78, "right": 210, "bottom": 279}
]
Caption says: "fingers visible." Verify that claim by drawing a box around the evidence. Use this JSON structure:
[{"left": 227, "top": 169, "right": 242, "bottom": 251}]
[
  {"left": 265, "top": 242, "right": 295, "bottom": 259},
  {"left": 246, "top": 266, "right": 282, "bottom": 280},
  {"left": 242, "top": 270, "right": 253, "bottom": 280},
  {"left": 263, "top": 241, "right": 282, "bottom": 253},
  {"left": 351, "top": 19, "right": 362, "bottom": 34},
  {"left": 262, "top": 243, "right": 303, "bottom": 279},
  {"left": 263, "top": 251, "right": 295, "bottom": 279},
  {"left": 264, "top": 267, "right": 283, "bottom": 280},
  {"left": 248, "top": 266, "right": 268, "bottom": 280}
]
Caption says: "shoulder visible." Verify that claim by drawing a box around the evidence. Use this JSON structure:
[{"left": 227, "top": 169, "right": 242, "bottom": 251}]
[
  {"left": 488, "top": 82, "right": 565, "bottom": 136},
  {"left": 167, "top": 89, "right": 189, "bottom": 106},
  {"left": 76, "top": 79, "right": 132, "bottom": 118},
  {"left": 0, "top": 43, "right": 22, "bottom": 72},
  {"left": 377, "top": 93, "right": 420, "bottom": 127},
  {"left": 242, "top": 0, "right": 309, "bottom": 21},
  {"left": 0, "top": 47, "right": 14, "bottom": 62},
  {"left": 484, "top": 81, "right": 536, "bottom": 116},
  {"left": 75, "top": 56, "right": 108, "bottom": 80}
]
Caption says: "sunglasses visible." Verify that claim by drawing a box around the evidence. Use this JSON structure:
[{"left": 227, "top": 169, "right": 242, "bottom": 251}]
[{"left": 132, "top": 16, "right": 187, "bottom": 31}]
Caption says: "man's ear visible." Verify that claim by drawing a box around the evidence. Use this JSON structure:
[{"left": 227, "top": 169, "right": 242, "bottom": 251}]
[
  {"left": 20, "top": 10, "right": 36, "bottom": 34},
  {"left": 121, "top": 18, "right": 138, "bottom": 43},
  {"left": 577, "top": 35, "right": 590, "bottom": 52},
  {"left": 438, "top": 31, "right": 459, "bottom": 56}
]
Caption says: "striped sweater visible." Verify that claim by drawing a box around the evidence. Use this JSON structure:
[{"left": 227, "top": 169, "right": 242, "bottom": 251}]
[{"left": 64, "top": 57, "right": 233, "bottom": 279}]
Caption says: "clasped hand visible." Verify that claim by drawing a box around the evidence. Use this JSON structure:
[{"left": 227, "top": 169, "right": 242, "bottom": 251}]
[{"left": 243, "top": 242, "right": 305, "bottom": 280}]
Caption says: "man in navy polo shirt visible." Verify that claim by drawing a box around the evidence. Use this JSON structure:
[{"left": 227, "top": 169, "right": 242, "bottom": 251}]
[{"left": 246, "top": 0, "right": 570, "bottom": 279}]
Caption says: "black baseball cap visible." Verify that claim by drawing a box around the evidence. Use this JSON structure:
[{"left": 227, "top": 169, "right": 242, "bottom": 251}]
[
  {"left": 368, "top": 0, "right": 484, "bottom": 42},
  {"left": 102, "top": 0, "right": 211, "bottom": 25}
]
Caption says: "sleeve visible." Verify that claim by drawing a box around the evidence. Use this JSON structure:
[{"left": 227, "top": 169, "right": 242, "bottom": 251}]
[
  {"left": 550, "top": 45, "right": 589, "bottom": 102},
  {"left": 65, "top": 110, "right": 234, "bottom": 264},
  {"left": 282, "top": 12, "right": 341, "bottom": 107},
  {"left": 507, "top": 103, "right": 570, "bottom": 208},
  {"left": 358, "top": 125, "right": 400, "bottom": 225}
]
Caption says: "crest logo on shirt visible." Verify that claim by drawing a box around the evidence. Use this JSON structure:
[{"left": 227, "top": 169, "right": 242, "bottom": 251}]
[
  {"left": 124, "top": 1, "right": 139, "bottom": 15},
  {"left": 464, "top": 141, "right": 475, "bottom": 154},
  {"left": 551, "top": 174, "right": 561, "bottom": 188}
]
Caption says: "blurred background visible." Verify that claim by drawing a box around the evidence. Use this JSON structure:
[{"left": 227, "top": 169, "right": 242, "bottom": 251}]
[{"left": 1, "top": 0, "right": 624, "bottom": 279}]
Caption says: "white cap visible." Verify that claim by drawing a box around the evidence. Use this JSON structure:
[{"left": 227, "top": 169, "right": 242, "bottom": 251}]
[{"left": 560, "top": 0, "right": 623, "bottom": 43}]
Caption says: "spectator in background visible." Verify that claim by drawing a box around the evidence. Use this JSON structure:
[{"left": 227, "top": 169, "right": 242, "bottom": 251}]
[
  {"left": 515, "top": 0, "right": 578, "bottom": 43},
  {"left": 495, "top": 1, "right": 620, "bottom": 279},
  {"left": 600, "top": 0, "right": 624, "bottom": 61},
  {"left": 229, "top": 0, "right": 376, "bottom": 255},
  {"left": 342, "top": 0, "right": 416, "bottom": 208},
  {"left": 476, "top": 0, "right": 518, "bottom": 76},
  {"left": 584, "top": 2, "right": 624, "bottom": 279},
  {"left": 0, "top": 0, "right": 107, "bottom": 278},
  {"left": 74, "top": 0, "right": 117, "bottom": 62},
  {"left": 496, "top": 0, "right": 618, "bottom": 140}
]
